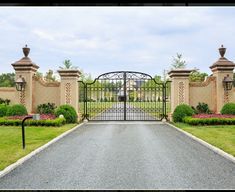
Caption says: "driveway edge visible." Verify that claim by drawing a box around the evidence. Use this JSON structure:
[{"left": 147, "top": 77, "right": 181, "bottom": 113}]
[
  {"left": 166, "top": 122, "right": 235, "bottom": 164},
  {"left": 0, "top": 122, "right": 85, "bottom": 179}
]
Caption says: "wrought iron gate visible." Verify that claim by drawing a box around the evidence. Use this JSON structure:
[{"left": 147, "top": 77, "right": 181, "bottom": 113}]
[{"left": 79, "top": 71, "right": 170, "bottom": 121}]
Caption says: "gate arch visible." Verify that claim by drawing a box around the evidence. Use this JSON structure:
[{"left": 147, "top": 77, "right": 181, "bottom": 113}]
[{"left": 79, "top": 71, "right": 170, "bottom": 121}]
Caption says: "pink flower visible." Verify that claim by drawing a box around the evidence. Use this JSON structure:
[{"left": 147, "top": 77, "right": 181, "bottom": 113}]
[
  {"left": 193, "top": 114, "right": 235, "bottom": 119},
  {"left": 7, "top": 114, "right": 56, "bottom": 120}
]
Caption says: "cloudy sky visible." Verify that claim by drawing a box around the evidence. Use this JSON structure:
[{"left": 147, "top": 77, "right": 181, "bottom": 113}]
[{"left": 0, "top": 6, "right": 235, "bottom": 79}]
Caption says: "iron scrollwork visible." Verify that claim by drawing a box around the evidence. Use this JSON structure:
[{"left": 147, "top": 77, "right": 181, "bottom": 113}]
[{"left": 78, "top": 71, "right": 171, "bottom": 121}]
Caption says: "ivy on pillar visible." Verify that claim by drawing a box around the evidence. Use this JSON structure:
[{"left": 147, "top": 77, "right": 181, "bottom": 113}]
[{"left": 12, "top": 45, "right": 39, "bottom": 113}]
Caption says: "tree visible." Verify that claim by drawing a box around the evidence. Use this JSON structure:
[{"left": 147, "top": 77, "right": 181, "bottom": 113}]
[
  {"left": 44, "top": 69, "right": 56, "bottom": 82},
  {"left": 189, "top": 70, "right": 208, "bottom": 82},
  {"left": 59, "top": 59, "right": 77, "bottom": 69},
  {"left": 0, "top": 73, "right": 15, "bottom": 87},
  {"left": 142, "top": 75, "right": 162, "bottom": 88},
  {"left": 79, "top": 70, "right": 93, "bottom": 83},
  {"left": 35, "top": 71, "right": 43, "bottom": 78},
  {"left": 78, "top": 70, "right": 95, "bottom": 102},
  {"left": 171, "top": 53, "right": 186, "bottom": 69}
]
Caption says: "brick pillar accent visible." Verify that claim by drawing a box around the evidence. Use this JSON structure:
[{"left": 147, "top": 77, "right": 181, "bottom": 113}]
[
  {"left": 210, "top": 45, "right": 235, "bottom": 113},
  {"left": 12, "top": 45, "right": 39, "bottom": 113},
  {"left": 58, "top": 69, "right": 81, "bottom": 114},
  {"left": 168, "top": 69, "right": 193, "bottom": 117}
]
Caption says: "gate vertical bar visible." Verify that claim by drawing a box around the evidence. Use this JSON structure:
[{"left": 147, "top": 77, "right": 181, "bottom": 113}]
[
  {"left": 165, "top": 83, "right": 167, "bottom": 119},
  {"left": 163, "top": 82, "right": 167, "bottom": 120},
  {"left": 83, "top": 82, "right": 86, "bottom": 120},
  {"left": 123, "top": 72, "right": 127, "bottom": 120},
  {"left": 85, "top": 83, "right": 88, "bottom": 120},
  {"left": 162, "top": 83, "right": 165, "bottom": 120}
]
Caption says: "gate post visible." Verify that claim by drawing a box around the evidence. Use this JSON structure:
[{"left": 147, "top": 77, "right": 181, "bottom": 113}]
[
  {"left": 12, "top": 45, "right": 39, "bottom": 113},
  {"left": 210, "top": 45, "right": 235, "bottom": 113},
  {"left": 168, "top": 69, "right": 193, "bottom": 120},
  {"left": 58, "top": 69, "right": 81, "bottom": 115}
]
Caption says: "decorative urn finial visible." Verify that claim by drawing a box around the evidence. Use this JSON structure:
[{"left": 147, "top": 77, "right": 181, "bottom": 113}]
[
  {"left": 22, "top": 44, "right": 30, "bottom": 57},
  {"left": 219, "top": 44, "right": 226, "bottom": 58}
]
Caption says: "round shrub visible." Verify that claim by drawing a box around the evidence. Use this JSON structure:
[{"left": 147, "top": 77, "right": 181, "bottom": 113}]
[
  {"left": 173, "top": 104, "right": 194, "bottom": 122},
  {"left": 6, "top": 104, "right": 28, "bottom": 116},
  {"left": 55, "top": 104, "right": 77, "bottom": 123},
  {"left": 221, "top": 103, "right": 235, "bottom": 115},
  {"left": 36, "top": 103, "right": 56, "bottom": 114},
  {"left": 0, "top": 104, "right": 9, "bottom": 117},
  {"left": 196, "top": 102, "right": 211, "bottom": 114}
]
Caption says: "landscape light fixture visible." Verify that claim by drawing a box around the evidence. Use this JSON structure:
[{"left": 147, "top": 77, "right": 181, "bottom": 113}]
[
  {"left": 223, "top": 74, "right": 233, "bottom": 91},
  {"left": 15, "top": 75, "right": 26, "bottom": 91}
]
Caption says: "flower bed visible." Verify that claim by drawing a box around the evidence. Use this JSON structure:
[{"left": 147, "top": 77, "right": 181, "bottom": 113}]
[
  {"left": 183, "top": 114, "right": 235, "bottom": 125},
  {"left": 0, "top": 114, "right": 65, "bottom": 127},
  {"left": 193, "top": 114, "right": 235, "bottom": 118},
  {"left": 7, "top": 114, "right": 56, "bottom": 120}
]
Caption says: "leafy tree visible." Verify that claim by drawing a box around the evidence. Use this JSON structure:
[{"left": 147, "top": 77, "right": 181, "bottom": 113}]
[
  {"left": 129, "top": 90, "right": 138, "bottom": 102},
  {"left": 44, "top": 69, "right": 56, "bottom": 82},
  {"left": 35, "top": 71, "right": 43, "bottom": 78},
  {"left": 79, "top": 70, "right": 93, "bottom": 83},
  {"left": 141, "top": 75, "right": 162, "bottom": 88},
  {"left": 162, "top": 69, "right": 170, "bottom": 82},
  {"left": 189, "top": 70, "right": 208, "bottom": 82},
  {"left": 171, "top": 53, "right": 186, "bottom": 69},
  {"left": 78, "top": 70, "right": 95, "bottom": 102},
  {"left": 59, "top": 59, "right": 78, "bottom": 69},
  {"left": 0, "top": 73, "right": 15, "bottom": 87}
]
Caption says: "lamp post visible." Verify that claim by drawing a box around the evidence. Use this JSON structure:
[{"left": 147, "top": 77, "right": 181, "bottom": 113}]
[
  {"left": 22, "top": 114, "right": 40, "bottom": 149},
  {"left": 223, "top": 74, "right": 233, "bottom": 91},
  {"left": 15, "top": 75, "right": 26, "bottom": 91}
]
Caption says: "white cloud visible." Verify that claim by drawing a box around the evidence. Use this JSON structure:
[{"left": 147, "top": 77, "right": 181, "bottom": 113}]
[
  {"left": 33, "top": 29, "right": 55, "bottom": 41},
  {"left": 0, "top": 7, "right": 235, "bottom": 77}
]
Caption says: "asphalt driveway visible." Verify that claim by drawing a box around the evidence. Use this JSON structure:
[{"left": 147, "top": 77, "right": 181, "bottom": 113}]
[
  {"left": 91, "top": 103, "right": 157, "bottom": 120},
  {"left": 0, "top": 122, "right": 235, "bottom": 189}
]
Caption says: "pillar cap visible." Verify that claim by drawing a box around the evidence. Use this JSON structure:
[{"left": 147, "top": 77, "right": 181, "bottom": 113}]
[
  {"left": 11, "top": 45, "right": 39, "bottom": 72},
  {"left": 210, "top": 45, "right": 235, "bottom": 72},
  {"left": 168, "top": 69, "right": 194, "bottom": 78},
  {"left": 57, "top": 69, "right": 81, "bottom": 78}
]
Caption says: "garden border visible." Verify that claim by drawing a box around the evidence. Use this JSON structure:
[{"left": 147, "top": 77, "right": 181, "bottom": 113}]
[
  {"left": 0, "top": 122, "right": 85, "bottom": 179},
  {"left": 166, "top": 122, "right": 235, "bottom": 164}
]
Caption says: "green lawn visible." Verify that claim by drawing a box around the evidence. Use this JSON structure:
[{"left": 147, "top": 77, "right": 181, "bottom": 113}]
[
  {"left": 0, "top": 124, "right": 77, "bottom": 171},
  {"left": 130, "top": 102, "right": 170, "bottom": 119},
  {"left": 173, "top": 122, "right": 235, "bottom": 157},
  {"left": 80, "top": 102, "right": 115, "bottom": 119}
]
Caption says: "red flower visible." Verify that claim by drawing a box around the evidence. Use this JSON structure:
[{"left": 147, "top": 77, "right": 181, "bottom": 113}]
[
  {"left": 192, "top": 114, "right": 235, "bottom": 119},
  {"left": 7, "top": 114, "right": 56, "bottom": 120}
]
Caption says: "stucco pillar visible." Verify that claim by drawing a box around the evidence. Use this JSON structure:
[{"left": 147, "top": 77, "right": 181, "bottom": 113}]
[
  {"left": 12, "top": 45, "right": 39, "bottom": 113},
  {"left": 168, "top": 69, "right": 193, "bottom": 116},
  {"left": 210, "top": 45, "right": 235, "bottom": 113},
  {"left": 58, "top": 69, "right": 81, "bottom": 114}
]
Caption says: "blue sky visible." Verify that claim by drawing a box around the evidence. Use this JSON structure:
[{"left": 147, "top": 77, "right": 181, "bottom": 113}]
[{"left": 0, "top": 6, "right": 235, "bottom": 79}]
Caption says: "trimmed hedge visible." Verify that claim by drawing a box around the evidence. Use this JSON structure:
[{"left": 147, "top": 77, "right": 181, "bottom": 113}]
[
  {"left": 173, "top": 104, "right": 194, "bottom": 122},
  {"left": 6, "top": 104, "right": 28, "bottom": 116},
  {"left": 221, "top": 103, "right": 235, "bottom": 115},
  {"left": 0, "top": 117, "right": 66, "bottom": 127},
  {"left": 0, "top": 104, "right": 9, "bottom": 117},
  {"left": 183, "top": 116, "right": 235, "bottom": 125},
  {"left": 55, "top": 105, "right": 77, "bottom": 123}
]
